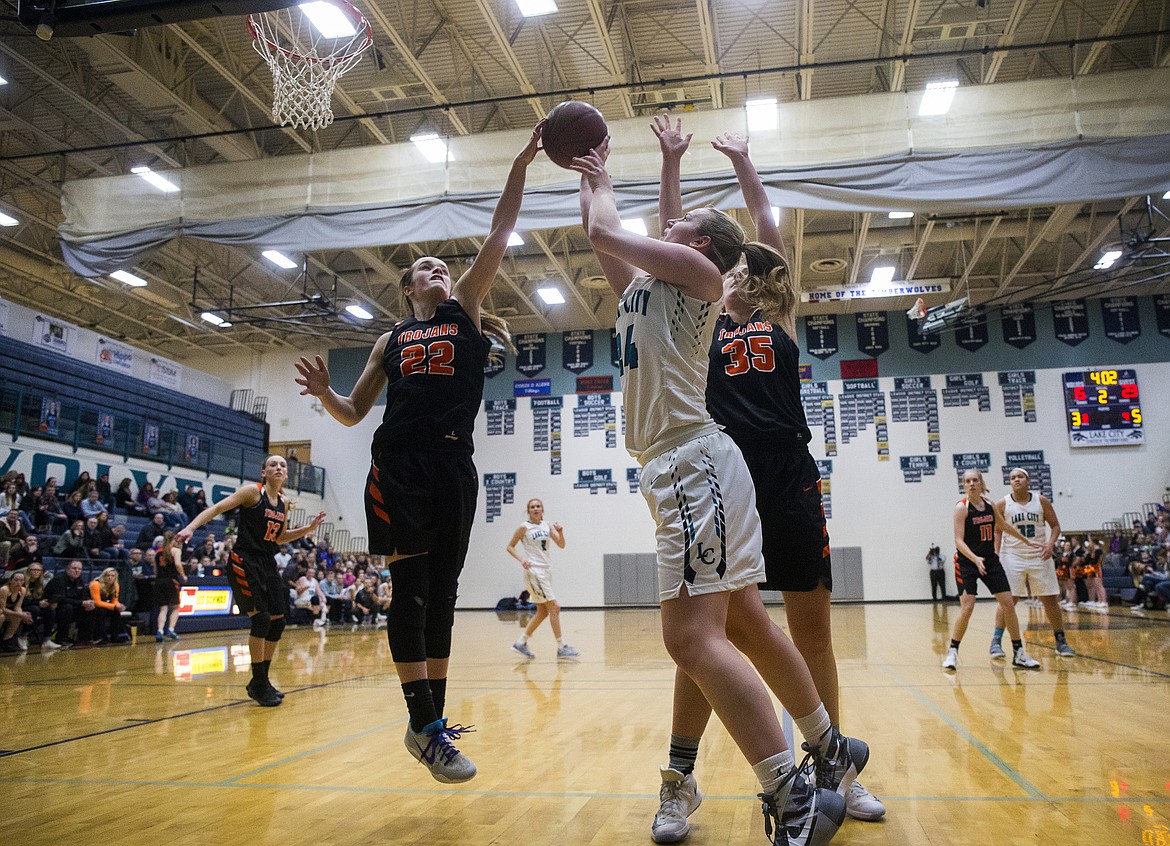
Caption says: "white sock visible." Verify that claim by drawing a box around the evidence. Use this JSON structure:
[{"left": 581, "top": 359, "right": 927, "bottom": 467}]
[
  {"left": 794, "top": 705, "right": 833, "bottom": 751},
  {"left": 556, "top": 638, "right": 564, "bottom": 648},
  {"left": 517, "top": 634, "right": 529, "bottom": 645},
  {"left": 752, "top": 750, "right": 795, "bottom": 794}
]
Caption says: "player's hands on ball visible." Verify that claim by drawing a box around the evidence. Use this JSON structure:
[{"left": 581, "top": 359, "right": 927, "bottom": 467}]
[
  {"left": 295, "top": 356, "right": 331, "bottom": 397},
  {"left": 516, "top": 120, "right": 546, "bottom": 166},
  {"left": 652, "top": 114, "right": 691, "bottom": 159},
  {"left": 570, "top": 141, "right": 613, "bottom": 191}
]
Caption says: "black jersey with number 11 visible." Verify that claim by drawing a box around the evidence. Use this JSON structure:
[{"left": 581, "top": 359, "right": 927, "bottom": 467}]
[{"left": 235, "top": 482, "right": 286, "bottom": 559}]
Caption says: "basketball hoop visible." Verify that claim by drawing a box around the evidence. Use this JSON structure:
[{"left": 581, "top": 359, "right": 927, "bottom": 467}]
[{"left": 248, "top": 1, "right": 373, "bottom": 131}]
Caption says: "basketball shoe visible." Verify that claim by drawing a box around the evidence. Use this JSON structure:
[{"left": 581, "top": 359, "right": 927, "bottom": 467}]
[
  {"left": 556, "top": 643, "right": 580, "bottom": 659},
  {"left": 759, "top": 766, "right": 845, "bottom": 846},
  {"left": 511, "top": 640, "right": 535, "bottom": 659},
  {"left": 1011, "top": 648, "right": 1041, "bottom": 669},
  {"left": 806, "top": 727, "right": 868, "bottom": 796},
  {"left": 1055, "top": 641, "right": 1076, "bottom": 657},
  {"left": 942, "top": 647, "right": 959, "bottom": 670},
  {"left": 844, "top": 780, "right": 886, "bottom": 821},
  {"left": 989, "top": 639, "right": 1006, "bottom": 659},
  {"left": 651, "top": 766, "right": 702, "bottom": 843},
  {"left": 404, "top": 717, "right": 477, "bottom": 783}
]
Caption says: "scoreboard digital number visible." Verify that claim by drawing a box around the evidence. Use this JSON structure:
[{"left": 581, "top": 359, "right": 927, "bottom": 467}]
[{"left": 1062, "top": 369, "right": 1144, "bottom": 447}]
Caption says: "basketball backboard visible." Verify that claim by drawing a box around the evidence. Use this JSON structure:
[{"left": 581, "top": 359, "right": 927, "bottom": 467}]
[{"left": 18, "top": 0, "right": 300, "bottom": 39}]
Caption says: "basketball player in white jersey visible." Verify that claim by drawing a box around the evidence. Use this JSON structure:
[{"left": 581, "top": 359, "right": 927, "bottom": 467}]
[
  {"left": 991, "top": 468, "right": 1075, "bottom": 657},
  {"left": 574, "top": 139, "right": 856, "bottom": 846},
  {"left": 507, "top": 497, "right": 579, "bottom": 659}
]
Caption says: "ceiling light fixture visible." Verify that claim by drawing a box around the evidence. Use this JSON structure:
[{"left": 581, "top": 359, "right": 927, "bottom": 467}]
[
  {"left": 299, "top": 1, "right": 357, "bottom": 38},
  {"left": 888, "top": 211, "right": 914, "bottom": 219},
  {"left": 411, "top": 132, "right": 452, "bottom": 164},
  {"left": 507, "top": 232, "right": 525, "bottom": 247},
  {"left": 345, "top": 304, "right": 374, "bottom": 320},
  {"left": 201, "top": 312, "right": 229, "bottom": 327},
  {"left": 1094, "top": 249, "right": 1123, "bottom": 270},
  {"left": 745, "top": 97, "right": 779, "bottom": 132},
  {"left": 918, "top": 80, "right": 959, "bottom": 116},
  {"left": 110, "top": 270, "right": 147, "bottom": 287},
  {"left": 537, "top": 287, "right": 566, "bottom": 305},
  {"left": 0, "top": 211, "right": 18, "bottom": 227},
  {"left": 516, "top": 0, "right": 558, "bottom": 16},
  {"left": 130, "top": 166, "right": 179, "bottom": 193},
  {"left": 262, "top": 250, "right": 298, "bottom": 269},
  {"left": 870, "top": 266, "right": 896, "bottom": 286}
]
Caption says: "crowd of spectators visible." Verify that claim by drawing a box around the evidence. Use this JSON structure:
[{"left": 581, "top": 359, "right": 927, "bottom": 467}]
[
  {"left": 0, "top": 470, "right": 382, "bottom": 652},
  {"left": 1114, "top": 509, "right": 1170, "bottom": 612}
]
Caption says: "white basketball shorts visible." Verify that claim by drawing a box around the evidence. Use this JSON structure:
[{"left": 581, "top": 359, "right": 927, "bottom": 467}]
[
  {"left": 1000, "top": 550, "right": 1059, "bottom": 597},
  {"left": 523, "top": 565, "right": 556, "bottom": 604}
]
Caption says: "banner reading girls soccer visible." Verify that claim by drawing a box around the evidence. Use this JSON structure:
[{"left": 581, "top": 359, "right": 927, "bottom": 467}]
[
  {"left": 148, "top": 356, "right": 183, "bottom": 390},
  {"left": 96, "top": 411, "right": 114, "bottom": 446},
  {"left": 96, "top": 337, "right": 134, "bottom": 373}
]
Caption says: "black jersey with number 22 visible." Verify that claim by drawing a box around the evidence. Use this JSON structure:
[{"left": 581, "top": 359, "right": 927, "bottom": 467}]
[
  {"left": 372, "top": 299, "right": 491, "bottom": 454},
  {"left": 235, "top": 482, "right": 287, "bottom": 559}
]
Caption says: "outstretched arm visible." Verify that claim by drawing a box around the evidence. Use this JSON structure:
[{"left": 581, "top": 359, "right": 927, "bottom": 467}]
[
  {"left": 711, "top": 133, "right": 787, "bottom": 261},
  {"left": 452, "top": 123, "right": 544, "bottom": 323},
  {"left": 653, "top": 114, "right": 691, "bottom": 230},
  {"left": 579, "top": 140, "right": 638, "bottom": 296},
  {"left": 175, "top": 484, "right": 262, "bottom": 546},
  {"left": 573, "top": 149, "right": 722, "bottom": 302},
  {"left": 295, "top": 334, "right": 390, "bottom": 427},
  {"left": 277, "top": 511, "right": 326, "bottom": 545}
]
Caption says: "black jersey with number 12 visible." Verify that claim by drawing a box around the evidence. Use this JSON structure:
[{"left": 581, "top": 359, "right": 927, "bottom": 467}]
[{"left": 235, "top": 482, "right": 286, "bottom": 559}]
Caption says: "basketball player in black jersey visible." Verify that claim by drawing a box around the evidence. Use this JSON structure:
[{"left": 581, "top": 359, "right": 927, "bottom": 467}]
[
  {"left": 943, "top": 469, "right": 1040, "bottom": 671},
  {"left": 646, "top": 118, "right": 871, "bottom": 846},
  {"left": 293, "top": 123, "right": 542, "bottom": 784},
  {"left": 177, "top": 455, "right": 325, "bottom": 706}
]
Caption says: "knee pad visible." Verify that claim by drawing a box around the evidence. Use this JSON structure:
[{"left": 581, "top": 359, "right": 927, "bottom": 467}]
[
  {"left": 249, "top": 612, "right": 271, "bottom": 640},
  {"left": 385, "top": 594, "right": 427, "bottom": 663},
  {"left": 423, "top": 593, "right": 457, "bottom": 660},
  {"left": 265, "top": 616, "right": 286, "bottom": 643}
]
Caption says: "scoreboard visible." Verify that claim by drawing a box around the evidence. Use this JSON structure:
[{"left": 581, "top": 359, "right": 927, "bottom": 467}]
[{"left": 1062, "top": 369, "right": 1144, "bottom": 447}]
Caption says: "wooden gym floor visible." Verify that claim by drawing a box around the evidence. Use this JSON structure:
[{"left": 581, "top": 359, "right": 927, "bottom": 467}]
[{"left": 1, "top": 602, "right": 1167, "bottom": 845}]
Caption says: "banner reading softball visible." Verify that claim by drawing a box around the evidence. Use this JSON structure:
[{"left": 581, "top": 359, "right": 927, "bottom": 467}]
[
  {"left": 96, "top": 337, "right": 134, "bottom": 373},
  {"left": 148, "top": 356, "right": 182, "bottom": 390}
]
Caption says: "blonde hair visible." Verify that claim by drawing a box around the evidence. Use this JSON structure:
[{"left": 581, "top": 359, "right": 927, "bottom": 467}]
[
  {"left": 399, "top": 262, "right": 515, "bottom": 357},
  {"left": 98, "top": 567, "right": 118, "bottom": 602},
  {"left": 695, "top": 210, "right": 793, "bottom": 324}
]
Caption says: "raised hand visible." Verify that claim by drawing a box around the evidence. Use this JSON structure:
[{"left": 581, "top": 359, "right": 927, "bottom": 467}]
[
  {"left": 570, "top": 144, "right": 613, "bottom": 191},
  {"left": 711, "top": 132, "right": 750, "bottom": 159},
  {"left": 517, "top": 120, "right": 546, "bottom": 166},
  {"left": 651, "top": 114, "right": 692, "bottom": 159},
  {"left": 294, "top": 355, "right": 331, "bottom": 397}
]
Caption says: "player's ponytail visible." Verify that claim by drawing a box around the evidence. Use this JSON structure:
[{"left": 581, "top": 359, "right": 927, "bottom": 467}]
[{"left": 739, "top": 241, "right": 795, "bottom": 328}]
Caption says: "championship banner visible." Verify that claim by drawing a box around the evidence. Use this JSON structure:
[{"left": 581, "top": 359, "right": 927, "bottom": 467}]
[
  {"left": 1155, "top": 293, "right": 1170, "bottom": 338},
  {"left": 1001, "top": 303, "right": 1037, "bottom": 349},
  {"left": 32, "top": 313, "right": 73, "bottom": 354},
  {"left": 562, "top": 330, "right": 594, "bottom": 373},
  {"left": 1101, "top": 296, "right": 1141, "bottom": 344},
  {"left": 148, "top": 356, "right": 182, "bottom": 390},
  {"left": 803, "top": 314, "right": 839, "bottom": 360},
  {"left": 855, "top": 311, "right": 889, "bottom": 357},
  {"left": 954, "top": 306, "right": 989, "bottom": 352},
  {"left": 96, "top": 337, "right": 134, "bottom": 373},
  {"left": 905, "top": 313, "right": 940, "bottom": 353},
  {"left": 1053, "top": 299, "right": 1089, "bottom": 346},
  {"left": 515, "top": 333, "right": 547, "bottom": 377}
]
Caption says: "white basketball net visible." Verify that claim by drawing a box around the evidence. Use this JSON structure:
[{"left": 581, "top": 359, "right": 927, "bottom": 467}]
[{"left": 249, "top": 2, "right": 373, "bottom": 131}]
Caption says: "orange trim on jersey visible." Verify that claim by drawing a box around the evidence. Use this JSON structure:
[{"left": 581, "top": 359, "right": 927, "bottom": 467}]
[
  {"left": 370, "top": 462, "right": 380, "bottom": 482},
  {"left": 367, "top": 482, "right": 384, "bottom": 504},
  {"left": 372, "top": 504, "right": 391, "bottom": 525}
]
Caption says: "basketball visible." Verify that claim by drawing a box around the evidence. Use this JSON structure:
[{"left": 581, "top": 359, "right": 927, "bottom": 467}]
[{"left": 542, "top": 101, "right": 608, "bottom": 169}]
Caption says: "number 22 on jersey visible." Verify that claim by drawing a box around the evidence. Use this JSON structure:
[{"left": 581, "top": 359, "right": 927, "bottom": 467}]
[{"left": 401, "top": 341, "right": 455, "bottom": 377}]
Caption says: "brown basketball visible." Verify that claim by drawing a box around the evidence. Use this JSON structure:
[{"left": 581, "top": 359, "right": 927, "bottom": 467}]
[{"left": 542, "top": 101, "right": 608, "bottom": 169}]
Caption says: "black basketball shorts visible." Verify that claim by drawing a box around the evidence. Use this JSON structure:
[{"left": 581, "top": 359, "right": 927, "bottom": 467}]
[
  {"left": 228, "top": 549, "right": 288, "bottom": 616},
  {"left": 955, "top": 552, "right": 1011, "bottom": 596}
]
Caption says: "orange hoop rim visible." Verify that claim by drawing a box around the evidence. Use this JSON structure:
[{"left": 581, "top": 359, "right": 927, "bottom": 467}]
[{"left": 247, "top": 0, "right": 374, "bottom": 65}]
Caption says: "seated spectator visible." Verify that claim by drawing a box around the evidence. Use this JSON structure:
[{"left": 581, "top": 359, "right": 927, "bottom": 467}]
[
  {"left": 84, "top": 516, "right": 114, "bottom": 562},
  {"left": 127, "top": 547, "right": 146, "bottom": 577},
  {"left": 53, "top": 520, "right": 89, "bottom": 564},
  {"left": 69, "top": 471, "right": 93, "bottom": 496},
  {"left": 352, "top": 577, "right": 378, "bottom": 625},
  {"left": 376, "top": 570, "right": 392, "bottom": 614},
  {"left": 292, "top": 571, "right": 324, "bottom": 626},
  {"left": 140, "top": 548, "right": 157, "bottom": 578},
  {"left": 19, "top": 562, "right": 50, "bottom": 646},
  {"left": 191, "top": 489, "right": 209, "bottom": 521},
  {"left": 96, "top": 473, "right": 114, "bottom": 512},
  {"left": 62, "top": 490, "right": 86, "bottom": 528},
  {"left": 0, "top": 481, "right": 27, "bottom": 521},
  {"left": 43, "top": 559, "right": 95, "bottom": 648},
  {"left": 0, "top": 509, "right": 29, "bottom": 569},
  {"left": 197, "top": 534, "right": 220, "bottom": 562},
  {"left": 136, "top": 482, "right": 157, "bottom": 516},
  {"left": 102, "top": 521, "right": 132, "bottom": 563},
  {"left": 320, "top": 568, "right": 346, "bottom": 623},
  {"left": 115, "top": 477, "right": 145, "bottom": 516},
  {"left": 88, "top": 567, "right": 128, "bottom": 644},
  {"left": 81, "top": 489, "right": 108, "bottom": 520},
  {"left": 39, "top": 483, "right": 67, "bottom": 533},
  {"left": 177, "top": 486, "right": 200, "bottom": 523},
  {"left": 0, "top": 571, "right": 33, "bottom": 652},
  {"left": 7, "top": 535, "right": 44, "bottom": 573},
  {"left": 158, "top": 491, "right": 186, "bottom": 529},
  {"left": 136, "top": 513, "right": 167, "bottom": 550},
  {"left": 20, "top": 484, "right": 41, "bottom": 528},
  {"left": 274, "top": 544, "right": 292, "bottom": 570},
  {"left": 1130, "top": 550, "right": 1170, "bottom": 613}
]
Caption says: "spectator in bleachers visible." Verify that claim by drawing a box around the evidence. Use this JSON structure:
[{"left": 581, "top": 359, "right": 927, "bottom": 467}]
[
  {"left": 292, "top": 570, "right": 324, "bottom": 626},
  {"left": 43, "top": 559, "right": 95, "bottom": 648},
  {"left": 283, "top": 557, "right": 307, "bottom": 600},
  {"left": 83, "top": 516, "right": 111, "bottom": 562},
  {"left": 274, "top": 544, "right": 292, "bottom": 571},
  {"left": 53, "top": 520, "right": 88, "bottom": 565},
  {"left": 320, "top": 568, "right": 345, "bottom": 623},
  {"left": 1130, "top": 549, "right": 1170, "bottom": 613},
  {"left": 69, "top": 471, "right": 93, "bottom": 496},
  {"left": 352, "top": 576, "right": 378, "bottom": 625},
  {"left": 7, "top": 535, "right": 43, "bottom": 573},
  {"left": 115, "top": 478, "right": 145, "bottom": 516},
  {"left": 0, "top": 482, "right": 33, "bottom": 534},
  {"left": 81, "top": 489, "right": 108, "bottom": 520},
  {"left": 96, "top": 473, "right": 114, "bottom": 511},
  {"left": 1, "top": 509, "right": 29, "bottom": 569},
  {"left": 136, "top": 481, "right": 157, "bottom": 515},
  {"left": 197, "top": 533, "right": 221, "bottom": 562},
  {"left": 192, "top": 489, "right": 209, "bottom": 520},
  {"left": 140, "top": 548, "right": 157, "bottom": 578},
  {"left": 62, "top": 490, "right": 86, "bottom": 528},
  {"left": 20, "top": 484, "right": 40, "bottom": 527},
  {"left": 159, "top": 491, "right": 187, "bottom": 529},
  {"left": 376, "top": 570, "right": 392, "bottom": 616},
  {"left": 88, "top": 567, "right": 128, "bottom": 645},
  {"left": 178, "top": 486, "right": 200, "bottom": 523},
  {"left": 103, "top": 521, "right": 131, "bottom": 563},
  {"left": 0, "top": 571, "right": 33, "bottom": 652},
  {"left": 136, "top": 513, "right": 167, "bottom": 551},
  {"left": 38, "top": 482, "right": 66, "bottom": 533},
  {"left": 19, "top": 562, "right": 50, "bottom": 646}
]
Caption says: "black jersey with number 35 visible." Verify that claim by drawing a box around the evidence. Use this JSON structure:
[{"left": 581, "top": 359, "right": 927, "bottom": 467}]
[
  {"left": 235, "top": 482, "right": 286, "bottom": 559},
  {"left": 705, "top": 310, "right": 812, "bottom": 445},
  {"left": 372, "top": 298, "right": 491, "bottom": 454}
]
